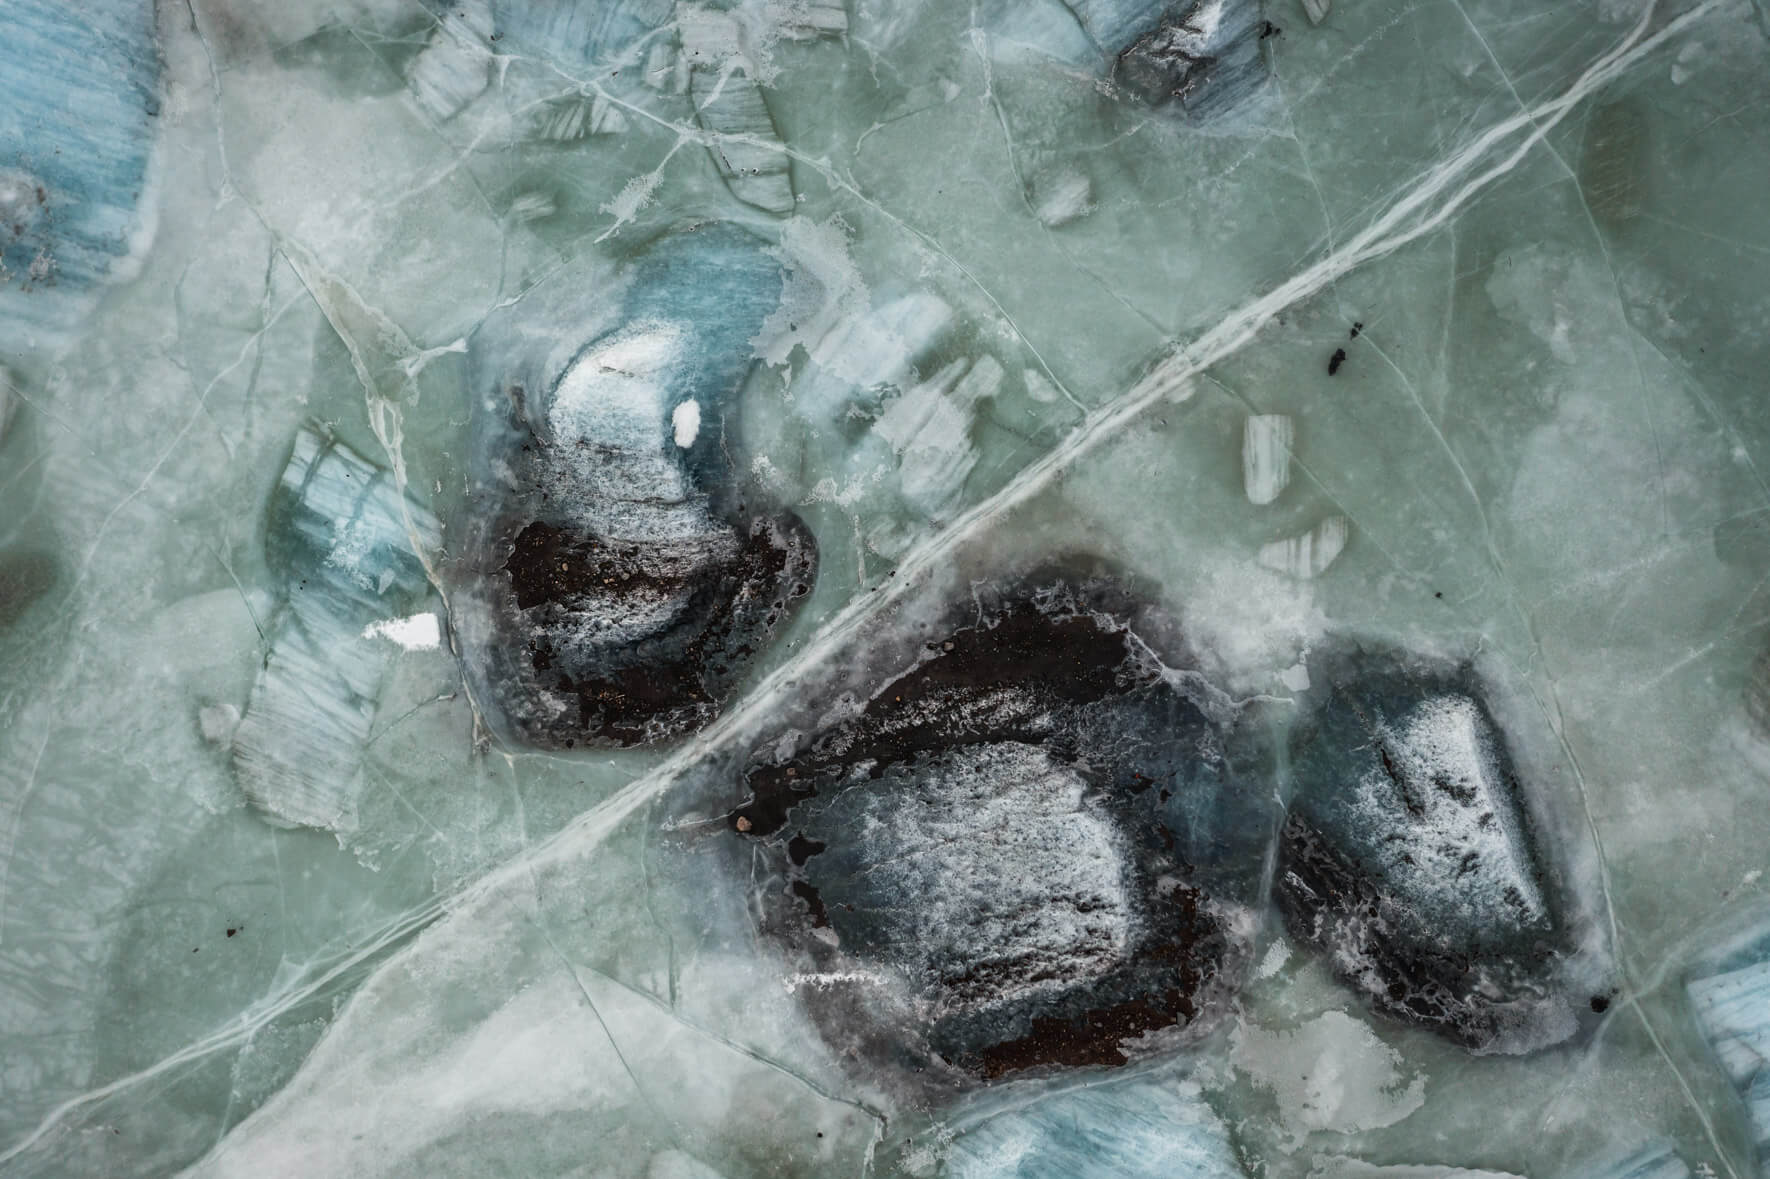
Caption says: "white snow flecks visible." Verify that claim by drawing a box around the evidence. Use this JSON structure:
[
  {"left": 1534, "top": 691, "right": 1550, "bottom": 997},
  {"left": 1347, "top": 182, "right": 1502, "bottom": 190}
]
[
  {"left": 1259, "top": 515, "right": 1349, "bottom": 579},
  {"left": 838, "top": 743, "right": 1134, "bottom": 1009},
  {"left": 1242, "top": 413, "right": 1294, "bottom": 505},
  {"left": 1349, "top": 694, "right": 1549, "bottom": 934},
  {"left": 1232, "top": 1011, "right": 1426, "bottom": 1146},
  {"left": 1254, "top": 938, "right": 1291, "bottom": 980}
]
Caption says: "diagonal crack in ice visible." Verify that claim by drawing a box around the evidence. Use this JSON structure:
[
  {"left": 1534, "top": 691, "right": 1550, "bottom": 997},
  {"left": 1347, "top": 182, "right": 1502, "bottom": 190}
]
[{"left": 0, "top": 0, "right": 1729, "bottom": 1163}]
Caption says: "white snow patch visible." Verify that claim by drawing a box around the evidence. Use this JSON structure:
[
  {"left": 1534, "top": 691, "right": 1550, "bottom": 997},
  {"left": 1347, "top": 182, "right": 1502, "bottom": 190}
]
[
  {"left": 361, "top": 613, "right": 441, "bottom": 650},
  {"left": 672, "top": 399, "right": 702, "bottom": 447}
]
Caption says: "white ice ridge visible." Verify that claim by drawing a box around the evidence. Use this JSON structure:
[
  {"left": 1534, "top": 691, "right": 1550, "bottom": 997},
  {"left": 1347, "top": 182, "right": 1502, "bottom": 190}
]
[{"left": 0, "top": 3, "right": 1725, "bottom": 1162}]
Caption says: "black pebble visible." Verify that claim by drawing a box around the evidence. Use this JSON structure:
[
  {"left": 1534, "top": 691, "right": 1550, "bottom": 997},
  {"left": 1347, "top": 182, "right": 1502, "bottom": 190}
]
[{"left": 1328, "top": 348, "right": 1347, "bottom": 375}]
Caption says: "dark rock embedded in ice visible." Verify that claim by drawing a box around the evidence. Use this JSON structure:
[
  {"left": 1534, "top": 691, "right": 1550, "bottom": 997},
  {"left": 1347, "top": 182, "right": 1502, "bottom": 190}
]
[
  {"left": 455, "top": 224, "right": 816, "bottom": 749},
  {"left": 1, "top": 0, "right": 160, "bottom": 349},
  {"left": 1107, "top": 0, "right": 1268, "bottom": 120},
  {"left": 1275, "top": 646, "right": 1583, "bottom": 1053},
  {"left": 1034, "top": 0, "right": 1267, "bottom": 121},
  {"left": 732, "top": 570, "right": 1269, "bottom": 1081}
]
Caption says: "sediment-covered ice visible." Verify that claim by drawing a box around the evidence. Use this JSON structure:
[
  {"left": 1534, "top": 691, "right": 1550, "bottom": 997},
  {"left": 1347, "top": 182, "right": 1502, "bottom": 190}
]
[
  {"left": 989, "top": 0, "right": 1269, "bottom": 122},
  {"left": 452, "top": 223, "right": 816, "bottom": 749},
  {"left": 732, "top": 566, "right": 1271, "bottom": 1083},
  {"left": 1276, "top": 645, "right": 1604, "bottom": 1052}
]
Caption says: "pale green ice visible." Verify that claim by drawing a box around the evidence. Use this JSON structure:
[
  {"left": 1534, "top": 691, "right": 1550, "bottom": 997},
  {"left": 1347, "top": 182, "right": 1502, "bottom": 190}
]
[{"left": 2, "top": 0, "right": 1770, "bottom": 1175}]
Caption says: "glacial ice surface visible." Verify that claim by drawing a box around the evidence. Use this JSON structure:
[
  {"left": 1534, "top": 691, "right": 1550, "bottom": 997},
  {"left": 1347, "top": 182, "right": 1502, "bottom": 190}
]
[{"left": 2, "top": 0, "right": 1770, "bottom": 1176}]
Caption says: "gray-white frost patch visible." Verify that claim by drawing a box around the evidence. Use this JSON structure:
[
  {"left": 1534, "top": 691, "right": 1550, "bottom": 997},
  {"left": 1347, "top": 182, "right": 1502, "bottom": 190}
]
[{"left": 1232, "top": 1010, "right": 1426, "bottom": 1145}]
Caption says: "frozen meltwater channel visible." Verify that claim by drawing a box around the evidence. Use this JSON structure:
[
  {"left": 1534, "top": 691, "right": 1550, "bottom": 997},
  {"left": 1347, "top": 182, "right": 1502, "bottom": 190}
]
[{"left": 1, "top": 0, "right": 1769, "bottom": 1175}]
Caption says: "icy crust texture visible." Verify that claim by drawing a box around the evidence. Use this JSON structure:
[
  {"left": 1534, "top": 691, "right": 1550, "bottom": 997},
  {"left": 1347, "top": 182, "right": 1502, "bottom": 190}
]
[
  {"left": 1276, "top": 646, "right": 1589, "bottom": 1054},
  {"left": 454, "top": 223, "right": 816, "bottom": 749},
  {"left": 942, "top": 1077, "right": 1244, "bottom": 1178},
  {"left": 0, "top": 0, "right": 160, "bottom": 353},
  {"left": 732, "top": 570, "right": 1272, "bottom": 1082},
  {"left": 992, "top": 0, "right": 1268, "bottom": 123}
]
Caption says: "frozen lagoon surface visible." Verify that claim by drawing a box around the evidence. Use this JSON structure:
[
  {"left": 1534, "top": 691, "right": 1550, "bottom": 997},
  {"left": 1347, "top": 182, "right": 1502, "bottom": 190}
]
[{"left": 4, "top": 0, "right": 1770, "bottom": 1174}]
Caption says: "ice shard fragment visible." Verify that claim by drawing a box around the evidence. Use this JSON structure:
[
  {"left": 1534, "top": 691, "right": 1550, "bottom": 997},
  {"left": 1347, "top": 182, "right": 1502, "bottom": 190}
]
[
  {"left": 1571, "top": 1142, "right": 1691, "bottom": 1179},
  {"left": 405, "top": 0, "right": 494, "bottom": 121},
  {"left": 1258, "top": 514, "right": 1348, "bottom": 578},
  {"left": 1242, "top": 413, "right": 1293, "bottom": 505},
  {"left": 1301, "top": 0, "right": 1331, "bottom": 24},
  {"left": 0, "top": 0, "right": 160, "bottom": 351},
  {"left": 683, "top": 11, "right": 797, "bottom": 215},
  {"left": 232, "top": 427, "right": 441, "bottom": 833},
  {"left": 454, "top": 223, "right": 816, "bottom": 749},
  {"left": 943, "top": 1078, "right": 1243, "bottom": 1178},
  {"left": 1579, "top": 99, "right": 1650, "bottom": 233},
  {"left": 989, "top": 0, "right": 1267, "bottom": 123},
  {"left": 1688, "top": 925, "right": 1770, "bottom": 1163},
  {"left": 732, "top": 567, "right": 1269, "bottom": 1082},
  {"left": 873, "top": 354, "right": 1004, "bottom": 521},
  {"left": 1276, "top": 646, "right": 1593, "bottom": 1052}
]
